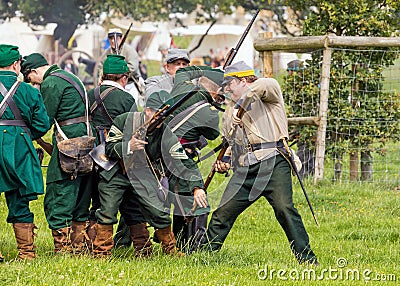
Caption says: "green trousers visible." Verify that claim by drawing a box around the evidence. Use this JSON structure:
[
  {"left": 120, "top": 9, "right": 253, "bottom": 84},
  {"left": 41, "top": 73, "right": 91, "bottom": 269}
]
[
  {"left": 96, "top": 172, "right": 171, "bottom": 229},
  {"left": 4, "top": 189, "right": 35, "bottom": 223},
  {"left": 203, "top": 155, "right": 317, "bottom": 263},
  {"left": 44, "top": 174, "right": 93, "bottom": 230}
]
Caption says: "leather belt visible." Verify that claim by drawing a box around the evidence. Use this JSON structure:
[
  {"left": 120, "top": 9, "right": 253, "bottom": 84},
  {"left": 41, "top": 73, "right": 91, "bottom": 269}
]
[
  {"left": 58, "top": 115, "right": 90, "bottom": 127},
  {"left": 0, "top": 119, "right": 27, "bottom": 127},
  {"left": 251, "top": 141, "right": 283, "bottom": 151}
]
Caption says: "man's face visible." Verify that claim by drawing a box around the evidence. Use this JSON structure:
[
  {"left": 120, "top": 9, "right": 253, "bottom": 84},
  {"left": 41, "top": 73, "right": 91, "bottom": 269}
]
[
  {"left": 224, "top": 77, "right": 245, "bottom": 102},
  {"left": 164, "top": 59, "right": 189, "bottom": 76},
  {"left": 26, "top": 68, "right": 43, "bottom": 85},
  {"left": 108, "top": 35, "right": 122, "bottom": 50}
]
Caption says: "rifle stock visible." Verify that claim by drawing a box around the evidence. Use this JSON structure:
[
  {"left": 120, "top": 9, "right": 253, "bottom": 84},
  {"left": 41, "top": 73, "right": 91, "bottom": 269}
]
[
  {"left": 146, "top": 87, "right": 199, "bottom": 134},
  {"left": 36, "top": 138, "right": 53, "bottom": 155},
  {"left": 203, "top": 137, "right": 229, "bottom": 190}
]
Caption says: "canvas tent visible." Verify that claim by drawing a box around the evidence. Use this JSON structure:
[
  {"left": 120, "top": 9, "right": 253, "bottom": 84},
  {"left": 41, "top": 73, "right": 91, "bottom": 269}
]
[
  {"left": 170, "top": 24, "right": 255, "bottom": 67},
  {"left": 111, "top": 18, "right": 170, "bottom": 62},
  {"left": 0, "top": 17, "right": 39, "bottom": 56}
]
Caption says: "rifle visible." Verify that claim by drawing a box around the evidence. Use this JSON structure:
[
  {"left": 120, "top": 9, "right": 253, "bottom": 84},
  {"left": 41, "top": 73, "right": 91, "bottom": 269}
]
[
  {"left": 124, "top": 87, "right": 200, "bottom": 172},
  {"left": 36, "top": 137, "right": 53, "bottom": 155},
  {"left": 113, "top": 32, "right": 120, "bottom": 55},
  {"left": 119, "top": 23, "right": 133, "bottom": 52},
  {"left": 201, "top": 9, "right": 260, "bottom": 186},
  {"left": 184, "top": 10, "right": 260, "bottom": 222},
  {"left": 223, "top": 9, "right": 260, "bottom": 69},
  {"left": 146, "top": 86, "right": 200, "bottom": 134},
  {"left": 185, "top": 96, "right": 251, "bottom": 223}
]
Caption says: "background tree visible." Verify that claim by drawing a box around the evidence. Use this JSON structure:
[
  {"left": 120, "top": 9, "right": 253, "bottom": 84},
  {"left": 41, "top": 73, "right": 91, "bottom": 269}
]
[
  {"left": 0, "top": 1, "right": 284, "bottom": 49},
  {"left": 282, "top": 0, "right": 400, "bottom": 181}
]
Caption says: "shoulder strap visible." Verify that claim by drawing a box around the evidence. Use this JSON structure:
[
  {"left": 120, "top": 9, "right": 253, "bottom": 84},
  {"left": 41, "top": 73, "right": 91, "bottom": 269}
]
[
  {"left": 90, "top": 86, "right": 114, "bottom": 125},
  {"left": 0, "top": 81, "right": 29, "bottom": 134},
  {"left": 50, "top": 71, "right": 86, "bottom": 103},
  {"left": 0, "top": 81, "right": 20, "bottom": 116},
  {"left": 168, "top": 100, "right": 209, "bottom": 133},
  {"left": 0, "top": 82, "right": 8, "bottom": 98},
  {"left": 50, "top": 71, "right": 92, "bottom": 136}
]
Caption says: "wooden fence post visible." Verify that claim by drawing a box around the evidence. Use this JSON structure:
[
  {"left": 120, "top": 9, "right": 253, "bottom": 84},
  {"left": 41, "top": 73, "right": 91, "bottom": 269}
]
[
  {"left": 314, "top": 43, "right": 331, "bottom": 184},
  {"left": 259, "top": 32, "right": 273, "bottom": 78}
]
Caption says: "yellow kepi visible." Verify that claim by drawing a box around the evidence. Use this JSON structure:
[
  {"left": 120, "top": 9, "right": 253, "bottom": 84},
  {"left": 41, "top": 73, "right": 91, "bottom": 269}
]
[{"left": 222, "top": 61, "right": 254, "bottom": 86}]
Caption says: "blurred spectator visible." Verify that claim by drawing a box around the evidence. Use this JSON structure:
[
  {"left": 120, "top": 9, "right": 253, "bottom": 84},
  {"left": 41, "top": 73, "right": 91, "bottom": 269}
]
[
  {"left": 60, "top": 57, "right": 78, "bottom": 75},
  {"left": 158, "top": 43, "right": 169, "bottom": 74}
]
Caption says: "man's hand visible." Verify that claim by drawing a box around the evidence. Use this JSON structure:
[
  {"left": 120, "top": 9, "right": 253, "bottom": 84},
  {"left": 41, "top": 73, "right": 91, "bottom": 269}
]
[
  {"left": 193, "top": 188, "right": 208, "bottom": 208},
  {"left": 129, "top": 136, "right": 147, "bottom": 151},
  {"left": 232, "top": 108, "right": 242, "bottom": 125},
  {"left": 214, "top": 160, "right": 231, "bottom": 173}
]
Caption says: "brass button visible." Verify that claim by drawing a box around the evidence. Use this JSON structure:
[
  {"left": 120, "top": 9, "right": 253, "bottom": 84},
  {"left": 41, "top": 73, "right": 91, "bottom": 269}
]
[{"left": 3, "top": 130, "right": 6, "bottom": 133}]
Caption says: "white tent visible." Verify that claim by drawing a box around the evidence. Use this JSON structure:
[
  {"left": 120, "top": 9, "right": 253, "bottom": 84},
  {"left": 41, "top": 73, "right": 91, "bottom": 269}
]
[
  {"left": 138, "top": 22, "right": 171, "bottom": 61},
  {"left": 0, "top": 17, "right": 38, "bottom": 56},
  {"left": 32, "top": 23, "right": 105, "bottom": 59},
  {"left": 171, "top": 24, "right": 255, "bottom": 67},
  {"left": 111, "top": 18, "right": 170, "bottom": 61}
]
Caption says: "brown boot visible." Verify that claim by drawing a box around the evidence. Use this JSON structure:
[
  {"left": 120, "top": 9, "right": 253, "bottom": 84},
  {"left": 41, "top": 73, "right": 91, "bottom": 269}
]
[
  {"left": 92, "top": 224, "right": 113, "bottom": 258},
  {"left": 155, "top": 225, "right": 184, "bottom": 256},
  {"left": 52, "top": 227, "right": 71, "bottom": 254},
  {"left": 86, "top": 220, "right": 97, "bottom": 251},
  {"left": 128, "top": 223, "right": 153, "bottom": 258},
  {"left": 70, "top": 221, "right": 89, "bottom": 254},
  {"left": 13, "top": 223, "right": 37, "bottom": 260}
]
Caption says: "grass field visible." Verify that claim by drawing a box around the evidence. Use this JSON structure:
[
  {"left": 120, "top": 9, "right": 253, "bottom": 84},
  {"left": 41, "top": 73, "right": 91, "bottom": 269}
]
[
  {"left": 1, "top": 164, "right": 399, "bottom": 285},
  {"left": 1, "top": 56, "right": 399, "bottom": 284}
]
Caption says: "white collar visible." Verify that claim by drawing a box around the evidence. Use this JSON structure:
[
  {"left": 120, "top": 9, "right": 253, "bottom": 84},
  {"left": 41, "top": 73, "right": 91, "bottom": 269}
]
[{"left": 101, "top": 80, "right": 125, "bottom": 91}]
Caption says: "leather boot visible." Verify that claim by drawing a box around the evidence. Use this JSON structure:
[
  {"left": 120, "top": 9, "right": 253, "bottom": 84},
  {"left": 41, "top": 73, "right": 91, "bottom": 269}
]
[
  {"left": 128, "top": 223, "right": 152, "bottom": 258},
  {"left": 0, "top": 250, "right": 4, "bottom": 262},
  {"left": 13, "top": 223, "right": 37, "bottom": 260},
  {"left": 70, "top": 221, "right": 89, "bottom": 254},
  {"left": 86, "top": 220, "right": 97, "bottom": 251},
  {"left": 92, "top": 224, "right": 113, "bottom": 258},
  {"left": 52, "top": 227, "right": 71, "bottom": 254},
  {"left": 155, "top": 225, "right": 184, "bottom": 256}
]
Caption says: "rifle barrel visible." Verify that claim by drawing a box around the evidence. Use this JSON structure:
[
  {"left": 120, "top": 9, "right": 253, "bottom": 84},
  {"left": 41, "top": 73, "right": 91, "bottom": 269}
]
[
  {"left": 119, "top": 23, "right": 133, "bottom": 51},
  {"left": 223, "top": 9, "right": 260, "bottom": 68}
]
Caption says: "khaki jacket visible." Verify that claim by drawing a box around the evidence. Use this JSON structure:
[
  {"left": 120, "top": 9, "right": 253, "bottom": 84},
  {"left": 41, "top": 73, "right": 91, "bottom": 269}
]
[{"left": 223, "top": 77, "right": 289, "bottom": 166}]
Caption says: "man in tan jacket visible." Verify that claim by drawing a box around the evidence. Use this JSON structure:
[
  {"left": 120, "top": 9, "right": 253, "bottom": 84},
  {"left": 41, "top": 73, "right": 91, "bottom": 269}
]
[{"left": 200, "top": 61, "right": 318, "bottom": 265}]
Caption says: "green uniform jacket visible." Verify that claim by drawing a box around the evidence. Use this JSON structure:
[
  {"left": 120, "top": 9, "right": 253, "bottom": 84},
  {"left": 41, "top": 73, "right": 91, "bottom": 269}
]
[
  {"left": 0, "top": 71, "right": 50, "bottom": 196},
  {"left": 87, "top": 82, "right": 137, "bottom": 130},
  {"left": 102, "top": 112, "right": 203, "bottom": 192},
  {"left": 170, "top": 66, "right": 220, "bottom": 142},
  {"left": 144, "top": 73, "right": 174, "bottom": 98},
  {"left": 40, "top": 65, "right": 95, "bottom": 183}
]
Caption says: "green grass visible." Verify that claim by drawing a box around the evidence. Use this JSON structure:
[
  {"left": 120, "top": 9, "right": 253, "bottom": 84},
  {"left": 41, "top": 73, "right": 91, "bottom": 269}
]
[
  {"left": 2, "top": 104, "right": 399, "bottom": 285},
  {"left": 1, "top": 170, "right": 399, "bottom": 284}
]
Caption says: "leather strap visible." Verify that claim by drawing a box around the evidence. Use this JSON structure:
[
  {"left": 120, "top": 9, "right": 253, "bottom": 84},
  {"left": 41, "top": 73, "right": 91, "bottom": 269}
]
[
  {"left": 168, "top": 100, "right": 208, "bottom": 132},
  {"left": 50, "top": 71, "right": 93, "bottom": 137},
  {"left": 0, "top": 81, "right": 29, "bottom": 134},
  {"left": 50, "top": 72, "right": 86, "bottom": 103},
  {"left": 0, "top": 119, "right": 26, "bottom": 127},
  {"left": 90, "top": 86, "right": 114, "bottom": 125},
  {"left": 58, "top": 115, "right": 90, "bottom": 127}
]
